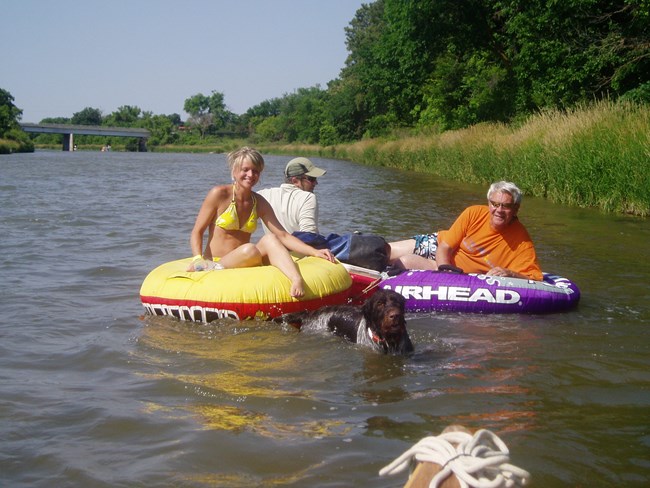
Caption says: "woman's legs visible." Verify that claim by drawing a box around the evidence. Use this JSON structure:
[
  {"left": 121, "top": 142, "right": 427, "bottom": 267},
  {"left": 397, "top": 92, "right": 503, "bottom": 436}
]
[
  {"left": 218, "top": 243, "right": 263, "bottom": 269},
  {"left": 256, "top": 234, "right": 306, "bottom": 297}
]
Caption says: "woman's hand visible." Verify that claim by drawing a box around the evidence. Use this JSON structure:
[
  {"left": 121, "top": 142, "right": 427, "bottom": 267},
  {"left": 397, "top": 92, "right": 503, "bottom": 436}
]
[
  {"left": 187, "top": 255, "right": 206, "bottom": 272},
  {"left": 314, "top": 248, "right": 335, "bottom": 262}
]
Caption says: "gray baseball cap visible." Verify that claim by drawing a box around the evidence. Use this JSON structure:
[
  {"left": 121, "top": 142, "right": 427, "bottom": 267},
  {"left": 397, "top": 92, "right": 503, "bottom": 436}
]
[{"left": 285, "top": 157, "right": 327, "bottom": 178}]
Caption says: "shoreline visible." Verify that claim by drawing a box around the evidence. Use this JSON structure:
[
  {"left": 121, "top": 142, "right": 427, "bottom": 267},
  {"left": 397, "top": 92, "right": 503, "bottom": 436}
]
[{"left": 19, "top": 100, "right": 650, "bottom": 217}]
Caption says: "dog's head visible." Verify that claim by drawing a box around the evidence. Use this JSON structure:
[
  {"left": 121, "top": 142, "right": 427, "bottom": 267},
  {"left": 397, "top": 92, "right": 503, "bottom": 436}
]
[{"left": 362, "top": 289, "right": 411, "bottom": 353}]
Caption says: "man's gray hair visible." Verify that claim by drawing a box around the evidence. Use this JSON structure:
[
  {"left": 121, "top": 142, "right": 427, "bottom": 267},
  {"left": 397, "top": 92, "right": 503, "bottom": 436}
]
[{"left": 487, "top": 181, "right": 522, "bottom": 205}]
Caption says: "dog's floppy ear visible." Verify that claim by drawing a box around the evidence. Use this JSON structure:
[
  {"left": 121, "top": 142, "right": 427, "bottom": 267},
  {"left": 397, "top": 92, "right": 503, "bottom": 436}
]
[
  {"left": 387, "top": 289, "right": 406, "bottom": 309},
  {"left": 362, "top": 290, "right": 383, "bottom": 326},
  {"left": 391, "top": 290, "right": 406, "bottom": 317}
]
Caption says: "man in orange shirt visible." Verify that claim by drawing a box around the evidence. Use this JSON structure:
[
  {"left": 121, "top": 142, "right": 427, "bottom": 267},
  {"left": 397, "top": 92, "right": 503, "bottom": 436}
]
[{"left": 388, "top": 181, "right": 542, "bottom": 280}]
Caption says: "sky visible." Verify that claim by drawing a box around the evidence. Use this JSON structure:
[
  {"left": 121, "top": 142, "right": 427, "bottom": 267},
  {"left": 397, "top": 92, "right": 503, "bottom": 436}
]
[{"left": 1, "top": 0, "right": 366, "bottom": 123}]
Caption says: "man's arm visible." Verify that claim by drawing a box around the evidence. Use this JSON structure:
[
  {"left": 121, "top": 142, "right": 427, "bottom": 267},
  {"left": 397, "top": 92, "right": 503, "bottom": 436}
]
[
  {"left": 435, "top": 240, "right": 456, "bottom": 268},
  {"left": 297, "top": 194, "right": 319, "bottom": 233},
  {"left": 486, "top": 267, "right": 530, "bottom": 279},
  {"left": 489, "top": 243, "right": 542, "bottom": 280}
]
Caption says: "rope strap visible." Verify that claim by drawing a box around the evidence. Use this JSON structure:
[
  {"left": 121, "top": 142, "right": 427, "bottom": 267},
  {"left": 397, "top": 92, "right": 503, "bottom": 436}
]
[
  {"left": 379, "top": 429, "right": 531, "bottom": 488},
  {"left": 361, "top": 276, "right": 382, "bottom": 295}
]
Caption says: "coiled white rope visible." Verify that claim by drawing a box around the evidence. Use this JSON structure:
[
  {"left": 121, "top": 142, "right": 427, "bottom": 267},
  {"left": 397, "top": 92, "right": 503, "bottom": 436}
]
[{"left": 379, "top": 429, "right": 531, "bottom": 488}]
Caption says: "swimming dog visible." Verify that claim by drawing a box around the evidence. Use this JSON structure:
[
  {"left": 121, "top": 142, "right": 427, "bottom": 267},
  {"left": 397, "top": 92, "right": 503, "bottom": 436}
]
[{"left": 278, "top": 289, "right": 413, "bottom": 354}]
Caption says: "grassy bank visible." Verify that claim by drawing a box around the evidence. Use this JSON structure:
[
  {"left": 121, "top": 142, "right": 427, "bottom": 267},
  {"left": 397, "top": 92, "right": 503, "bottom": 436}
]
[
  {"left": 0, "top": 137, "right": 33, "bottom": 154},
  {"left": 270, "top": 100, "right": 649, "bottom": 217}
]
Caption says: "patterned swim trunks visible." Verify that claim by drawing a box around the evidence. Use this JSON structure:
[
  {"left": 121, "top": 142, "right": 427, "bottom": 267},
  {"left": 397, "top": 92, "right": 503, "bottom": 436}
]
[{"left": 412, "top": 233, "right": 438, "bottom": 260}]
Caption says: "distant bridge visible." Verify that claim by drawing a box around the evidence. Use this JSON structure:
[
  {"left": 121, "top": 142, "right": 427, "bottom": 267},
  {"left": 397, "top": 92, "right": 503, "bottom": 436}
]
[{"left": 19, "top": 123, "right": 150, "bottom": 151}]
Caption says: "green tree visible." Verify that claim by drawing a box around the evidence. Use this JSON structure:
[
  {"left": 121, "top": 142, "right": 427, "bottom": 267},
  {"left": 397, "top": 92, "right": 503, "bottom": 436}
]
[
  {"left": 0, "top": 88, "right": 33, "bottom": 153},
  {"left": 484, "top": 0, "right": 650, "bottom": 111},
  {"left": 71, "top": 107, "right": 103, "bottom": 125},
  {"left": 183, "top": 91, "right": 233, "bottom": 138},
  {"left": 0, "top": 88, "right": 22, "bottom": 134},
  {"left": 183, "top": 93, "right": 213, "bottom": 139},
  {"left": 166, "top": 113, "right": 183, "bottom": 126},
  {"left": 282, "top": 87, "right": 327, "bottom": 143},
  {"left": 255, "top": 116, "right": 285, "bottom": 142},
  {"left": 205, "top": 91, "right": 230, "bottom": 130},
  {"left": 318, "top": 122, "right": 339, "bottom": 145},
  {"left": 104, "top": 105, "right": 142, "bottom": 127},
  {"left": 322, "top": 77, "right": 366, "bottom": 141},
  {"left": 40, "top": 116, "right": 70, "bottom": 124},
  {"left": 246, "top": 98, "right": 282, "bottom": 118},
  {"left": 328, "top": 0, "right": 650, "bottom": 135},
  {"left": 418, "top": 47, "right": 514, "bottom": 129},
  {"left": 336, "top": 0, "right": 387, "bottom": 137},
  {"left": 244, "top": 98, "right": 282, "bottom": 140},
  {"left": 246, "top": 87, "right": 327, "bottom": 143},
  {"left": 141, "top": 113, "right": 178, "bottom": 147}
]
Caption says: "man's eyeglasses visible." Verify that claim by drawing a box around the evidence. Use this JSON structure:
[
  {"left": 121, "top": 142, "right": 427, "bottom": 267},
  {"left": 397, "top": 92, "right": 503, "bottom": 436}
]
[
  {"left": 302, "top": 176, "right": 317, "bottom": 183},
  {"left": 489, "top": 200, "right": 515, "bottom": 210}
]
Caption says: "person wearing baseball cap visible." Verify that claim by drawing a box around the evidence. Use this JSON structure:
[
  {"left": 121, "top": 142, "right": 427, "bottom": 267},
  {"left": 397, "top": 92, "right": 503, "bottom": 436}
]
[
  {"left": 258, "top": 157, "right": 327, "bottom": 234},
  {"left": 284, "top": 157, "right": 327, "bottom": 179}
]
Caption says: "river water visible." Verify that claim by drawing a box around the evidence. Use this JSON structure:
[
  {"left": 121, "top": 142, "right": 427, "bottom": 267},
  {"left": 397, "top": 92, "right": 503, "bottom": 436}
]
[{"left": 1, "top": 150, "right": 648, "bottom": 487}]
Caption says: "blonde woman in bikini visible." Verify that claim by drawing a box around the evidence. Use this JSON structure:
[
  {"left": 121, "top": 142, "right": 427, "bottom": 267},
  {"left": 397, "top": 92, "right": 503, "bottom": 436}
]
[{"left": 188, "top": 147, "right": 334, "bottom": 298}]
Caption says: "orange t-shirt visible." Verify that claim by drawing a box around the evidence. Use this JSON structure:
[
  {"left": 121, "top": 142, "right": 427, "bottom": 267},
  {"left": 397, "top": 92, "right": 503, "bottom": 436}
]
[{"left": 437, "top": 205, "right": 542, "bottom": 280}]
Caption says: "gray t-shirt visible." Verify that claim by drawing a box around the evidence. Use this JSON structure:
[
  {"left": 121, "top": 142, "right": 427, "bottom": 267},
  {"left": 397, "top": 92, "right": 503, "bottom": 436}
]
[{"left": 257, "top": 184, "right": 319, "bottom": 234}]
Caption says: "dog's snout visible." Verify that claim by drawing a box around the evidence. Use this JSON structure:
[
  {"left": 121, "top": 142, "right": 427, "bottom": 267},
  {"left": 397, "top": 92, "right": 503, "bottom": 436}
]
[{"left": 386, "top": 308, "right": 404, "bottom": 323}]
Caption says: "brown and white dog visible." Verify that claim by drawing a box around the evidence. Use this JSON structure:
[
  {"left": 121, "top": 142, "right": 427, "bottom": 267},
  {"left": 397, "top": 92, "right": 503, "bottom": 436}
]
[{"left": 277, "top": 289, "right": 413, "bottom": 354}]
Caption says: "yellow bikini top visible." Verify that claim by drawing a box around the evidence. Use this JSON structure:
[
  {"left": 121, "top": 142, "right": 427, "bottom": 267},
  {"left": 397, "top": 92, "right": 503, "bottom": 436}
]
[{"left": 215, "top": 185, "right": 258, "bottom": 233}]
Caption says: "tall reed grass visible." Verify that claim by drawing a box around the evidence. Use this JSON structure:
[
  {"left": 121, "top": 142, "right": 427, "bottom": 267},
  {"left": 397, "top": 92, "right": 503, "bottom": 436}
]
[{"left": 313, "top": 100, "right": 649, "bottom": 216}]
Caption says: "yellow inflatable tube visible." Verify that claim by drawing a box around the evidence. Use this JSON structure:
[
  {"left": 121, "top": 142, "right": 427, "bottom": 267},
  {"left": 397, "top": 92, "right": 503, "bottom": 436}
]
[{"left": 140, "top": 256, "right": 352, "bottom": 322}]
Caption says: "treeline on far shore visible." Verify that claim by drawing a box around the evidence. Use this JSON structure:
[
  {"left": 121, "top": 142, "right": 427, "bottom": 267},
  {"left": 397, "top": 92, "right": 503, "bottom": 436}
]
[
  {"left": 266, "top": 100, "right": 650, "bottom": 218},
  {"left": 13, "top": 100, "right": 650, "bottom": 217}
]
